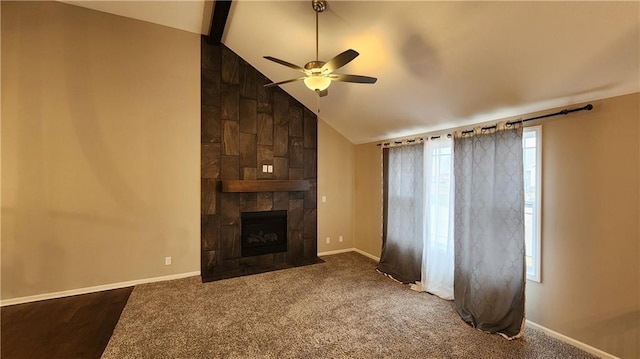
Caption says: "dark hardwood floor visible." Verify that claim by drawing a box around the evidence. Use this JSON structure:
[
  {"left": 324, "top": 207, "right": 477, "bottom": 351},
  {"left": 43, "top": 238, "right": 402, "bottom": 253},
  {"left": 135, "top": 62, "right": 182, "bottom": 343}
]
[{"left": 1, "top": 287, "right": 133, "bottom": 359}]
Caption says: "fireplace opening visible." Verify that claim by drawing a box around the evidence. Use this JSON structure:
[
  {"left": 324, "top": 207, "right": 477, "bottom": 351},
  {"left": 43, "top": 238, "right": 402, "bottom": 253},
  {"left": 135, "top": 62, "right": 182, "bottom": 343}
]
[{"left": 241, "top": 210, "right": 287, "bottom": 257}]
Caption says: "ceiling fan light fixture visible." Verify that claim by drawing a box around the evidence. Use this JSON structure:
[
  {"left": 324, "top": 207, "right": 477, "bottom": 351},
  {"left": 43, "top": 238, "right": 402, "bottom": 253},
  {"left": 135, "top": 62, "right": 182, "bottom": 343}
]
[
  {"left": 262, "top": 0, "right": 376, "bottom": 96},
  {"left": 304, "top": 74, "right": 332, "bottom": 91}
]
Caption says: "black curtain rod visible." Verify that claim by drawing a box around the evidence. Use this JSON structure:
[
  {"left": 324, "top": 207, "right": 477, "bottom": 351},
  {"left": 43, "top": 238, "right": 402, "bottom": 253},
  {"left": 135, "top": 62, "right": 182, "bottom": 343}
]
[
  {"left": 460, "top": 104, "right": 593, "bottom": 135},
  {"left": 378, "top": 104, "right": 593, "bottom": 146},
  {"left": 515, "top": 103, "right": 593, "bottom": 124}
]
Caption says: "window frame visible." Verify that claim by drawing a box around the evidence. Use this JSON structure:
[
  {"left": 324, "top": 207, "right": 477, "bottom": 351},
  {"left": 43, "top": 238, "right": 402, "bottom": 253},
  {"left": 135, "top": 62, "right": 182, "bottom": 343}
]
[{"left": 523, "top": 126, "right": 542, "bottom": 283}]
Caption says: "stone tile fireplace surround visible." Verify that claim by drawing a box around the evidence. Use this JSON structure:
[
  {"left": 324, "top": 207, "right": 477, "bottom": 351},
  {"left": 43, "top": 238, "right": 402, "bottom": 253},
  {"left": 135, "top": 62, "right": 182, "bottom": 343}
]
[{"left": 200, "top": 38, "right": 319, "bottom": 281}]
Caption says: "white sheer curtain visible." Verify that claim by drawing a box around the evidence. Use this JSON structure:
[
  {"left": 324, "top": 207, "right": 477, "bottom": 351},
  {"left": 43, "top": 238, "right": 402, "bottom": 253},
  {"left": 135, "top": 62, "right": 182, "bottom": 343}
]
[{"left": 411, "top": 137, "right": 455, "bottom": 300}]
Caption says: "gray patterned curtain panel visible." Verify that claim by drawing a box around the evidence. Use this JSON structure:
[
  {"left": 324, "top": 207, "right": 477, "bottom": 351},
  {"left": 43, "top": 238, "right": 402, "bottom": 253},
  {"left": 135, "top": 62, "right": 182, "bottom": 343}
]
[
  {"left": 453, "top": 126, "right": 526, "bottom": 339},
  {"left": 377, "top": 144, "right": 424, "bottom": 284}
]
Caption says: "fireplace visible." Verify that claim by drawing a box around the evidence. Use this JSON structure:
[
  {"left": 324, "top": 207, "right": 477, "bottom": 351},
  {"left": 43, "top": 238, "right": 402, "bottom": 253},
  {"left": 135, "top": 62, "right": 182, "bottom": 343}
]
[
  {"left": 241, "top": 210, "right": 287, "bottom": 257},
  {"left": 200, "top": 40, "right": 319, "bottom": 282}
]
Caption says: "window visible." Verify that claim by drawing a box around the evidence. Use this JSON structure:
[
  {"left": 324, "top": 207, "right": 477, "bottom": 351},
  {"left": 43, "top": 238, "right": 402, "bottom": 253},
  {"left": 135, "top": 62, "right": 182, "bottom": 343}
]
[
  {"left": 426, "top": 141, "right": 452, "bottom": 251},
  {"left": 523, "top": 126, "right": 541, "bottom": 282}
]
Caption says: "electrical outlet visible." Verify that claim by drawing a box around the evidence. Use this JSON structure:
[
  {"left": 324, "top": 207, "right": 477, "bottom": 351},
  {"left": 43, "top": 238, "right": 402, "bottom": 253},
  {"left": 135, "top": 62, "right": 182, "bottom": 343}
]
[
  {"left": 325, "top": 237, "right": 331, "bottom": 244},
  {"left": 165, "top": 257, "right": 172, "bottom": 266},
  {"left": 339, "top": 235, "right": 343, "bottom": 242},
  {"left": 321, "top": 196, "right": 327, "bottom": 203}
]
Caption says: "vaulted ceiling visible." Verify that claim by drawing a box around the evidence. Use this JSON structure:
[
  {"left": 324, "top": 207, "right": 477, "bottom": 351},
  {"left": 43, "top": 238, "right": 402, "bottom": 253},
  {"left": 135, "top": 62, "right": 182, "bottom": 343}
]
[{"left": 64, "top": 1, "right": 639, "bottom": 144}]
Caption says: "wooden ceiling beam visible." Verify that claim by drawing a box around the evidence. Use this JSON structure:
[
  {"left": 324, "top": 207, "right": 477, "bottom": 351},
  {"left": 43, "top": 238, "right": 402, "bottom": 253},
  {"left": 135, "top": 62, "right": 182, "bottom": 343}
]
[{"left": 207, "top": 0, "right": 232, "bottom": 44}]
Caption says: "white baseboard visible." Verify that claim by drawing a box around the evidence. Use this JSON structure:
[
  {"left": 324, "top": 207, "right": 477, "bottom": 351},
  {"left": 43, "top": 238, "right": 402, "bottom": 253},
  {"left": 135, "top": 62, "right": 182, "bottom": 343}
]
[
  {"left": 526, "top": 320, "right": 618, "bottom": 359},
  {"left": 1, "top": 271, "right": 201, "bottom": 307},
  {"left": 318, "top": 248, "right": 380, "bottom": 262},
  {"left": 318, "top": 248, "right": 355, "bottom": 256},
  {"left": 353, "top": 248, "right": 380, "bottom": 262}
]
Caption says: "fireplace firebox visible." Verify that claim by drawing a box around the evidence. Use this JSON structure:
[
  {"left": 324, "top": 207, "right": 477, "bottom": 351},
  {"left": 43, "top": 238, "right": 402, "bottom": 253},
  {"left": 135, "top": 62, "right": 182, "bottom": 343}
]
[{"left": 240, "top": 210, "right": 287, "bottom": 257}]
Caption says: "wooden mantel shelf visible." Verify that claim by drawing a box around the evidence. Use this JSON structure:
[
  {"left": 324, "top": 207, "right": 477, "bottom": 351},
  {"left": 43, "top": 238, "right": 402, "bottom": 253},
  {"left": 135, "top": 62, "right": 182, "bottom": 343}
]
[{"left": 221, "top": 180, "right": 310, "bottom": 193}]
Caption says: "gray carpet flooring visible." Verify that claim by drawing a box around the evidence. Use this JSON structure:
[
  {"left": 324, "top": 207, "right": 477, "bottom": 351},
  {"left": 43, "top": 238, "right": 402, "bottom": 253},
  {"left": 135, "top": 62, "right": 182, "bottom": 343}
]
[{"left": 103, "top": 252, "right": 597, "bottom": 358}]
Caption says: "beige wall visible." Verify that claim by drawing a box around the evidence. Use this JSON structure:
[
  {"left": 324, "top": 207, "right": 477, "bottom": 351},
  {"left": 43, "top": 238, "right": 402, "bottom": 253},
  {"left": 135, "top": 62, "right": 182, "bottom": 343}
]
[
  {"left": 354, "top": 143, "right": 383, "bottom": 259},
  {"left": 526, "top": 93, "right": 639, "bottom": 358},
  {"left": 353, "top": 93, "right": 639, "bottom": 357},
  {"left": 317, "top": 120, "right": 355, "bottom": 253},
  {"left": 1, "top": 2, "right": 201, "bottom": 300}
]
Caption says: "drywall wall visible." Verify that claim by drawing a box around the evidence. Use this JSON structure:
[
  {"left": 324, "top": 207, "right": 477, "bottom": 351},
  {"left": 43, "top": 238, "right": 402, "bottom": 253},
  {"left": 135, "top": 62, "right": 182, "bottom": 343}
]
[
  {"left": 353, "top": 143, "right": 383, "bottom": 258},
  {"left": 317, "top": 120, "right": 355, "bottom": 253},
  {"left": 525, "top": 92, "right": 639, "bottom": 358},
  {"left": 353, "top": 93, "right": 639, "bottom": 357},
  {"left": 1, "top": 2, "right": 200, "bottom": 299}
]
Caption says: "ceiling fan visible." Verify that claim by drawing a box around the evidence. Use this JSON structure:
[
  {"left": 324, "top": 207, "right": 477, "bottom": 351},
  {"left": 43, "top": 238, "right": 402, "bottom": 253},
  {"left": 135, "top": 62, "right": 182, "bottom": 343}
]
[{"left": 263, "top": 0, "right": 377, "bottom": 97}]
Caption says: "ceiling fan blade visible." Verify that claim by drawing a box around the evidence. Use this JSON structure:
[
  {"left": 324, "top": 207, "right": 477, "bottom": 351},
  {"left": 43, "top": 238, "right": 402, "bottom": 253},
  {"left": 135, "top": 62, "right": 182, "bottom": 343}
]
[
  {"left": 264, "top": 77, "right": 306, "bottom": 87},
  {"left": 316, "top": 88, "right": 328, "bottom": 97},
  {"left": 321, "top": 49, "right": 359, "bottom": 73},
  {"left": 263, "top": 56, "right": 306, "bottom": 73},
  {"left": 330, "top": 74, "right": 377, "bottom": 84}
]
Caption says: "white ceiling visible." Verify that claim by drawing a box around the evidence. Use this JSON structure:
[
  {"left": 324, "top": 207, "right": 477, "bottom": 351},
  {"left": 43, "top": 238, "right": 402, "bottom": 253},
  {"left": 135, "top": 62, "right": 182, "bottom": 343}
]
[{"left": 66, "top": 1, "right": 639, "bottom": 144}]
